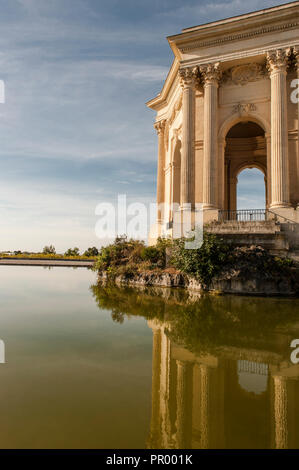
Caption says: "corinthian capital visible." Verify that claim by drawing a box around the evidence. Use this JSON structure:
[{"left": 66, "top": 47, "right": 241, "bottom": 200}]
[
  {"left": 154, "top": 119, "right": 166, "bottom": 135},
  {"left": 266, "top": 49, "right": 290, "bottom": 74},
  {"left": 200, "top": 62, "right": 221, "bottom": 85},
  {"left": 179, "top": 66, "right": 199, "bottom": 88},
  {"left": 293, "top": 46, "right": 299, "bottom": 66}
]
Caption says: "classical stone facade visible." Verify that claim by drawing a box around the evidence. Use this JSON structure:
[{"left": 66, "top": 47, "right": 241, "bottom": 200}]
[{"left": 147, "top": 2, "right": 299, "bottom": 241}]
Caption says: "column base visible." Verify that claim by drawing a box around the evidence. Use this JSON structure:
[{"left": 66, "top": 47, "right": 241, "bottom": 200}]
[
  {"left": 203, "top": 208, "right": 219, "bottom": 224},
  {"left": 270, "top": 202, "right": 292, "bottom": 209}
]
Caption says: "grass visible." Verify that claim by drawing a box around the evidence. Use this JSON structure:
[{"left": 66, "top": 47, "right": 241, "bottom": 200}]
[{"left": 0, "top": 253, "right": 97, "bottom": 261}]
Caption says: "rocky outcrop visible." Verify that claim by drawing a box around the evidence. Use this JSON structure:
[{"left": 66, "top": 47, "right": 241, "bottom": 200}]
[
  {"left": 97, "top": 246, "right": 299, "bottom": 296},
  {"left": 210, "top": 246, "right": 299, "bottom": 296}
]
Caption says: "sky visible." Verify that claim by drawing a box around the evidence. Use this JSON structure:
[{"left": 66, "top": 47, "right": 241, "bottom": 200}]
[{"left": 0, "top": 0, "right": 289, "bottom": 252}]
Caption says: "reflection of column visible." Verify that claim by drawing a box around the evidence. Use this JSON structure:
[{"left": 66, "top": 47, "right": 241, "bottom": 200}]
[
  {"left": 175, "top": 360, "right": 188, "bottom": 448},
  {"left": 200, "top": 364, "right": 210, "bottom": 449},
  {"left": 192, "top": 364, "right": 201, "bottom": 448},
  {"left": 267, "top": 49, "right": 290, "bottom": 208},
  {"left": 148, "top": 325, "right": 162, "bottom": 448},
  {"left": 154, "top": 120, "right": 166, "bottom": 227},
  {"left": 200, "top": 63, "right": 221, "bottom": 209},
  {"left": 179, "top": 68, "right": 197, "bottom": 210},
  {"left": 273, "top": 375, "right": 288, "bottom": 449},
  {"left": 159, "top": 328, "right": 171, "bottom": 448}
]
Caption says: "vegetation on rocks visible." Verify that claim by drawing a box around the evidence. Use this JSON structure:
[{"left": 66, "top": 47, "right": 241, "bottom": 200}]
[{"left": 93, "top": 233, "right": 298, "bottom": 293}]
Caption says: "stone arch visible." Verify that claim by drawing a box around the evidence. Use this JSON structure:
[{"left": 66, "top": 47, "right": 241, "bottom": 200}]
[
  {"left": 235, "top": 162, "right": 267, "bottom": 178},
  {"left": 218, "top": 111, "right": 270, "bottom": 141},
  {"left": 222, "top": 118, "right": 268, "bottom": 212}
]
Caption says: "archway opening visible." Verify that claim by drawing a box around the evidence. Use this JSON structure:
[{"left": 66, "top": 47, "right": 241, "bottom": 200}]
[
  {"left": 224, "top": 120, "right": 267, "bottom": 213},
  {"left": 237, "top": 168, "right": 266, "bottom": 210}
]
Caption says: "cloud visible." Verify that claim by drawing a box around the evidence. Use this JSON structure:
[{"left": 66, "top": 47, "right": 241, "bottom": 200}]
[{"left": 0, "top": 0, "right": 275, "bottom": 250}]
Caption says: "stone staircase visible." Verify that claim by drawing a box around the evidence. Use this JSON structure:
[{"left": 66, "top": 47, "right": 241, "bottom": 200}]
[{"left": 206, "top": 219, "right": 299, "bottom": 258}]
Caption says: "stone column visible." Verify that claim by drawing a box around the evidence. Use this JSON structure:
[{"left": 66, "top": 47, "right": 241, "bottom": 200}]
[
  {"left": 218, "top": 138, "right": 226, "bottom": 210},
  {"left": 200, "top": 63, "right": 221, "bottom": 209},
  {"left": 179, "top": 67, "right": 197, "bottom": 210},
  {"left": 266, "top": 133, "right": 271, "bottom": 209},
  {"left": 267, "top": 49, "right": 290, "bottom": 208},
  {"left": 294, "top": 46, "right": 299, "bottom": 209},
  {"left": 273, "top": 375, "right": 288, "bottom": 449},
  {"left": 154, "top": 120, "right": 166, "bottom": 227}
]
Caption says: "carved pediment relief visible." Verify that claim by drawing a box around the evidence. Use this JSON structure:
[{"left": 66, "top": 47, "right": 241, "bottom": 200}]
[
  {"left": 222, "top": 63, "right": 267, "bottom": 86},
  {"left": 233, "top": 103, "right": 257, "bottom": 114}
]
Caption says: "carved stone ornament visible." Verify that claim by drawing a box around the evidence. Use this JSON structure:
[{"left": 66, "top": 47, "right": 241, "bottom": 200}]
[
  {"left": 179, "top": 66, "right": 199, "bottom": 88},
  {"left": 266, "top": 48, "right": 291, "bottom": 74},
  {"left": 222, "top": 63, "right": 266, "bottom": 86},
  {"left": 199, "top": 62, "right": 221, "bottom": 85},
  {"left": 154, "top": 119, "right": 166, "bottom": 135},
  {"left": 293, "top": 45, "right": 299, "bottom": 65},
  {"left": 233, "top": 103, "right": 257, "bottom": 114}
]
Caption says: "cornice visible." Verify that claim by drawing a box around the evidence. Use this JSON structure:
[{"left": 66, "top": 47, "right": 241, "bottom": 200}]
[
  {"left": 179, "top": 21, "right": 298, "bottom": 53},
  {"left": 167, "top": 3, "right": 299, "bottom": 58},
  {"left": 146, "top": 59, "right": 179, "bottom": 110}
]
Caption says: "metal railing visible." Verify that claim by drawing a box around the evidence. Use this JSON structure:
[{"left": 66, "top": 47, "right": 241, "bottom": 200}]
[{"left": 218, "top": 209, "right": 266, "bottom": 222}]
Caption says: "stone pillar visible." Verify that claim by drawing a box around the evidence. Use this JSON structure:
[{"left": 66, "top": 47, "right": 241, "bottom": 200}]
[
  {"left": 267, "top": 49, "right": 290, "bottom": 208},
  {"left": 266, "top": 133, "right": 271, "bottom": 209},
  {"left": 154, "top": 120, "right": 166, "bottom": 227},
  {"left": 179, "top": 68, "right": 197, "bottom": 210},
  {"left": 218, "top": 138, "right": 226, "bottom": 210},
  {"left": 273, "top": 375, "right": 288, "bottom": 449},
  {"left": 200, "top": 63, "right": 221, "bottom": 209},
  {"left": 294, "top": 46, "right": 299, "bottom": 209}
]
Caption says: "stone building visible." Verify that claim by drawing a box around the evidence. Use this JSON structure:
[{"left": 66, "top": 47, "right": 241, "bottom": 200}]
[{"left": 147, "top": 2, "right": 299, "bottom": 242}]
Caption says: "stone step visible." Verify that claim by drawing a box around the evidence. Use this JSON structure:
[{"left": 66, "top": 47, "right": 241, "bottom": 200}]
[{"left": 206, "top": 220, "right": 281, "bottom": 235}]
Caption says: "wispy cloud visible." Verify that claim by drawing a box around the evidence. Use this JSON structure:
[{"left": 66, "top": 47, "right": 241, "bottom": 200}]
[{"left": 0, "top": 0, "right": 276, "bottom": 250}]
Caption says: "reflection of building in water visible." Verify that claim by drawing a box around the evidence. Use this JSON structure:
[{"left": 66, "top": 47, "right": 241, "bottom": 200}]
[{"left": 148, "top": 319, "right": 299, "bottom": 449}]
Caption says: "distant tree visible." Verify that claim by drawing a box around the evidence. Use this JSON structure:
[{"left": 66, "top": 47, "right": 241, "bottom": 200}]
[
  {"left": 43, "top": 245, "right": 56, "bottom": 255},
  {"left": 64, "top": 247, "right": 80, "bottom": 257},
  {"left": 83, "top": 246, "right": 99, "bottom": 257},
  {"left": 14, "top": 250, "right": 22, "bottom": 255}
]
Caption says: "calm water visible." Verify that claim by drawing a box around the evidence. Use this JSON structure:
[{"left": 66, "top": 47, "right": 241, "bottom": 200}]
[{"left": 0, "top": 266, "right": 299, "bottom": 449}]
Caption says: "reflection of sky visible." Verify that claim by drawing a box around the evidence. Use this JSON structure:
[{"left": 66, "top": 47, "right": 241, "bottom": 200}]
[
  {"left": 238, "top": 361, "right": 268, "bottom": 395},
  {"left": 0, "top": 265, "right": 153, "bottom": 448},
  {"left": 237, "top": 168, "right": 266, "bottom": 210},
  {"left": 0, "top": 0, "right": 288, "bottom": 251}
]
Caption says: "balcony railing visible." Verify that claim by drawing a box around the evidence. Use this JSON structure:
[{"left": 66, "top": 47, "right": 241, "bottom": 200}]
[{"left": 218, "top": 209, "right": 267, "bottom": 222}]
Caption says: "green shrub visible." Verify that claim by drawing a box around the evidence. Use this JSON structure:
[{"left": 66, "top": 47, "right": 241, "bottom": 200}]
[
  {"left": 43, "top": 245, "right": 56, "bottom": 255},
  {"left": 64, "top": 247, "right": 80, "bottom": 257},
  {"left": 171, "top": 233, "right": 230, "bottom": 286},
  {"left": 140, "top": 246, "right": 160, "bottom": 263},
  {"left": 84, "top": 246, "right": 99, "bottom": 257}
]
